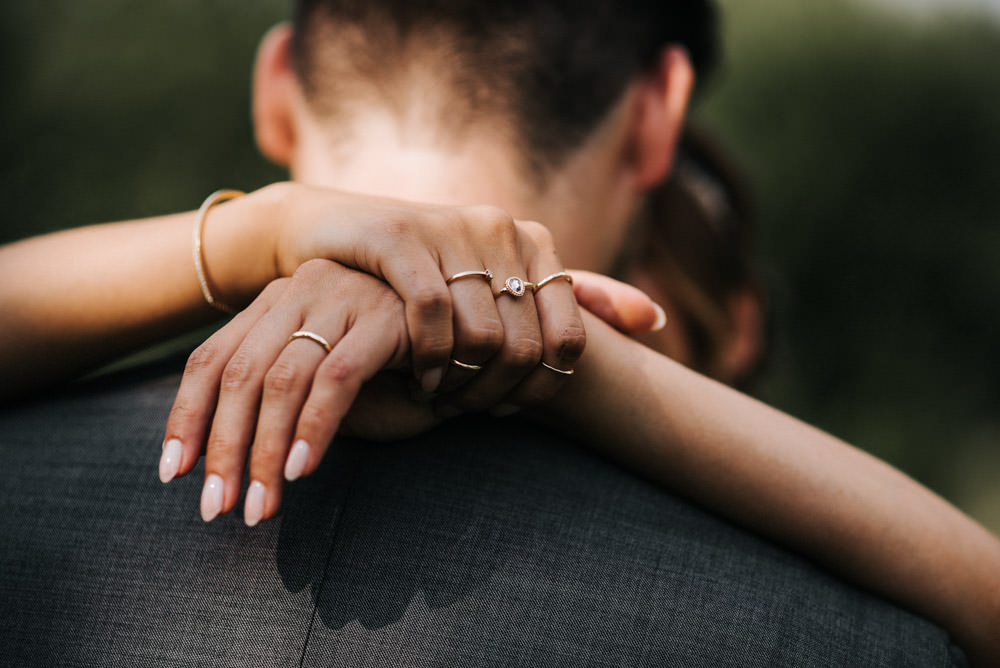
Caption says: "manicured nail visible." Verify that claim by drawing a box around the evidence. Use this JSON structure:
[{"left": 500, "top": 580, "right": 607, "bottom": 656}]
[
  {"left": 651, "top": 302, "right": 668, "bottom": 331},
  {"left": 244, "top": 480, "right": 266, "bottom": 527},
  {"left": 284, "top": 439, "right": 310, "bottom": 481},
  {"left": 158, "top": 438, "right": 182, "bottom": 483},
  {"left": 490, "top": 403, "right": 522, "bottom": 417},
  {"left": 420, "top": 366, "right": 445, "bottom": 393},
  {"left": 200, "top": 474, "right": 224, "bottom": 522}
]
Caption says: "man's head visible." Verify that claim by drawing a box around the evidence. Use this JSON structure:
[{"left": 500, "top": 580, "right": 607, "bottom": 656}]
[{"left": 252, "top": 0, "right": 717, "bottom": 271}]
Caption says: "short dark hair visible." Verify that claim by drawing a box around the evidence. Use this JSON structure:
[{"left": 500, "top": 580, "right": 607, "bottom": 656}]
[{"left": 292, "top": 0, "right": 718, "bottom": 177}]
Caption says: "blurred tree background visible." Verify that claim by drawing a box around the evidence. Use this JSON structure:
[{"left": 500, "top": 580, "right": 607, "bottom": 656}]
[{"left": 1, "top": 1, "right": 997, "bottom": 531}]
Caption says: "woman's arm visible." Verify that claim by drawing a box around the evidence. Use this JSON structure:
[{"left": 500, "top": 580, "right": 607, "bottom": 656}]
[
  {"left": 0, "top": 182, "right": 594, "bottom": 400},
  {"left": 547, "top": 311, "right": 1000, "bottom": 665},
  {"left": 0, "top": 185, "right": 283, "bottom": 395}
]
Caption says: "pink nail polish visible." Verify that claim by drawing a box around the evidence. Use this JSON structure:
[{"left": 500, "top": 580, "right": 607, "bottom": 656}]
[
  {"left": 158, "top": 438, "right": 182, "bottom": 483},
  {"left": 285, "top": 440, "right": 311, "bottom": 481},
  {"left": 651, "top": 302, "right": 668, "bottom": 331},
  {"left": 244, "top": 481, "right": 266, "bottom": 527},
  {"left": 200, "top": 474, "right": 224, "bottom": 522}
]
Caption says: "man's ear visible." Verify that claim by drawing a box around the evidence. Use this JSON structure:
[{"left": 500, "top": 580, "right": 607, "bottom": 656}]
[
  {"left": 626, "top": 46, "right": 695, "bottom": 191},
  {"left": 253, "top": 23, "right": 299, "bottom": 167}
]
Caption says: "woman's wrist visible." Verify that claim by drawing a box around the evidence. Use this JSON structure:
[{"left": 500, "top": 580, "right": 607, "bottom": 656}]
[{"left": 200, "top": 182, "right": 290, "bottom": 311}]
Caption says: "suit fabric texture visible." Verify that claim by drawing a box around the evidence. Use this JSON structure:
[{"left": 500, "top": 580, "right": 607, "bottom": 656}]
[{"left": 0, "top": 358, "right": 968, "bottom": 667}]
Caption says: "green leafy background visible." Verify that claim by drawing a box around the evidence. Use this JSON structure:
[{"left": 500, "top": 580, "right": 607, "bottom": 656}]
[{"left": 2, "top": 1, "right": 997, "bottom": 531}]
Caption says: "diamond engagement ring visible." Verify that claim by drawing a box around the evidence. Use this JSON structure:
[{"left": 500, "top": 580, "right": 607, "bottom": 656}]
[{"left": 495, "top": 276, "right": 534, "bottom": 298}]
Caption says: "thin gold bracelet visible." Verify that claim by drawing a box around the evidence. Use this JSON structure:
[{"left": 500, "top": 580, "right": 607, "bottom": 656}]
[{"left": 193, "top": 189, "right": 245, "bottom": 314}]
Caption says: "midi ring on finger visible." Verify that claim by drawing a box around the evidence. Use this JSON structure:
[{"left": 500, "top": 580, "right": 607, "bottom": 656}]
[
  {"left": 287, "top": 330, "right": 332, "bottom": 353},
  {"left": 450, "top": 358, "right": 483, "bottom": 371},
  {"left": 446, "top": 269, "right": 494, "bottom": 285},
  {"left": 495, "top": 276, "right": 534, "bottom": 298},
  {"left": 534, "top": 271, "right": 573, "bottom": 292},
  {"left": 541, "top": 361, "right": 574, "bottom": 376}
]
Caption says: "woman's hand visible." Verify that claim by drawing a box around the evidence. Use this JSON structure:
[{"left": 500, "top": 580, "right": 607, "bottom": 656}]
[
  {"left": 160, "top": 255, "right": 665, "bottom": 526},
  {"left": 337, "top": 270, "right": 668, "bottom": 440},
  {"left": 162, "top": 260, "right": 413, "bottom": 525},
  {"left": 160, "top": 254, "right": 585, "bottom": 526},
  {"left": 257, "top": 183, "right": 590, "bottom": 392}
]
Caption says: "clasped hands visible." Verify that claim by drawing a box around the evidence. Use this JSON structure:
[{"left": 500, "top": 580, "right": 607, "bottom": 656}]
[{"left": 159, "top": 183, "right": 663, "bottom": 526}]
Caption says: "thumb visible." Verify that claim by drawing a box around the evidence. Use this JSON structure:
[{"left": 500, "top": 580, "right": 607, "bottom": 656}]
[{"left": 569, "top": 270, "right": 667, "bottom": 335}]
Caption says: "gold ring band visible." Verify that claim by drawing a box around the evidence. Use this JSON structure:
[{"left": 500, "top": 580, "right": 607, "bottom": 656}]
[
  {"left": 534, "top": 271, "right": 573, "bottom": 291},
  {"left": 287, "top": 330, "right": 332, "bottom": 353},
  {"left": 541, "top": 362, "right": 574, "bottom": 376},
  {"left": 450, "top": 358, "right": 483, "bottom": 371},
  {"left": 446, "top": 269, "right": 494, "bottom": 285},
  {"left": 495, "top": 276, "right": 534, "bottom": 298}
]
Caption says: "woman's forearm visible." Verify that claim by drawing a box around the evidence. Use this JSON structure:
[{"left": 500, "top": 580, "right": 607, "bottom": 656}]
[
  {"left": 0, "top": 186, "right": 283, "bottom": 395},
  {"left": 549, "top": 311, "right": 1000, "bottom": 663}
]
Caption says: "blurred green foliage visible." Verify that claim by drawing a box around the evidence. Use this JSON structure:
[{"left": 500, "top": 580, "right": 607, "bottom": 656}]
[
  {"left": 697, "top": 0, "right": 1000, "bottom": 530},
  {"left": 1, "top": 1, "right": 997, "bottom": 529}
]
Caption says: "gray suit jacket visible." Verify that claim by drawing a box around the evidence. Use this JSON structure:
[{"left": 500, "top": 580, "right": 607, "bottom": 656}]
[{"left": 0, "top": 356, "right": 967, "bottom": 667}]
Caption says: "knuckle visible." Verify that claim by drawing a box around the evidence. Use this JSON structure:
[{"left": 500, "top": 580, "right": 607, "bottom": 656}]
[
  {"left": 317, "top": 354, "right": 358, "bottom": 386},
  {"left": 503, "top": 336, "right": 543, "bottom": 370},
  {"left": 414, "top": 334, "right": 452, "bottom": 362},
  {"left": 260, "top": 276, "right": 290, "bottom": 300},
  {"left": 166, "top": 399, "right": 200, "bottom": 426},
  {"left": 411, "top": 282, "right": 451, "bottom": 318},
  {"left": 263, "top": 360, "right": 303, "bottom": 396},
  {"left": 220, "top": 353, "right": 258, "bottom": 392},
  {"left": 205, "top": 434, "right": 242, "bottom": 465},
  {"left": 382, "top": 215, "right": 417, "bottom": 250},
  {"left": 462, "top": 318, "right": 504, "bottom": 356},
  {"left": 553, "top": 322, "right": 587, "bottom": 362},
  {"left": 249, "top": 439, "right": 286, "bottom": 473},
  {"left": 292, "top": 257, "right": 332, "bottom": 284},
  {"left": 473, "top": 205, "right": 518, "bottom": 242},
  {"left": 185, "top": 341, "right": 221, "bottom": 375},
  {"left": 297, "top": 402, "right": 335, "bottom": 438},
  {"left": 521, "top": 219, "right": 552, "bottom": 245}
]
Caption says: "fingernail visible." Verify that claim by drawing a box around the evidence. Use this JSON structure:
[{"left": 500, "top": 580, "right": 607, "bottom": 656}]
[
  {"left": 200, "top": 474, "right": 224, "bottom": 522},
  {"left": 420, "top": 366, "right": 445, "bottom": 393},
  {"left": 158, "top": 438, "right": 182, "bottom": 483},
  {"left": 244, "top": 480, "right": 266, "bottom": 527},
  {"left": 651, "top": 302, "right": 668, "bottom": 331},
  {"left": 490, "top": 403, "right": 522, "bottom": 417},
  {"left": 284, "top": 439, "right": 310, "bottom": 482}
]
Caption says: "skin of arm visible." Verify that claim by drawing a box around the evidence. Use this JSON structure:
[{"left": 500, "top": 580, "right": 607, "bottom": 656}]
[
  {"left": 545, "top": 310, "right": 1000, "bottom": 666},
  {"left": 0, "top": 182, "right": 608, "bottom": 401},
  {"left": 0, "top": 187, "right": 282, "bottom": 395}
]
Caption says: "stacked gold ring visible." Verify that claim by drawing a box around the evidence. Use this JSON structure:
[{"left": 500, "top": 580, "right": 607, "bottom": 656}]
[
  {"left": 287, "top": 330, "right": 333, "bottom": 353},
  {"left": 446, "top": 269, "right": 494, "bottom": 285},
  {"left": 534, "top": 271, "right": 573, "bottom": 292},
  {"left": 541, "top": 362, "right": 574, "bottom": 376}
]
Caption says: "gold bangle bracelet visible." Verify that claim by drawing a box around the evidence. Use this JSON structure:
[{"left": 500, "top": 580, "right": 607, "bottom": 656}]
[{"left": 193, "top": 189, "right": 245, "bottom": 314}]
